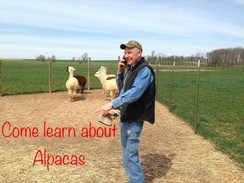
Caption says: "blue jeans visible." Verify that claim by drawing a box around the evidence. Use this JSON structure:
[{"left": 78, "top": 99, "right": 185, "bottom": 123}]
[{"left": 120, "top": 121, "right": 145, "bottom": 183}]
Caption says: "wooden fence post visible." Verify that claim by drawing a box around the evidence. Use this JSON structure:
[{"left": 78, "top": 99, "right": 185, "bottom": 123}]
[
  {"left": 156, "top": 62, "right": 160, "bottom": 100},
  {"left": 194, "top": 59, "right": 201, "bottom": 133},
  {"left": 87, "top": 58, "right": 91, "bottom": 90},
  {"left": 48, "top": 59, "right": 52, "bottom": 93},
  {"left": 169, "top": 61, "right": 176, "bottom": 112}
]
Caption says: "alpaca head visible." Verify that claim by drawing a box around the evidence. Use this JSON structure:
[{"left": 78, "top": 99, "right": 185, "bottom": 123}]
[
  {"left": 95, "top": 71, "right": 101, "bottom": 78},
  {"left": 67, "top": 66, "right": 76, "bottom": 76},
  {"left": 98, "top": 66, "right": 107, "bottom": 74}
]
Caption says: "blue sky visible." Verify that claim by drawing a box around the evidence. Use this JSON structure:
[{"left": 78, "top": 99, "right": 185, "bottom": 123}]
[{"left": 0, "top": 0, "right": 243, "bottom": 60}]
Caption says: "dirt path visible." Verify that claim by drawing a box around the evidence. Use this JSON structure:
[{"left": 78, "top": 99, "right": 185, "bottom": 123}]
[{"left": 0, "top": 90, "right": 243, "bottom": 183}]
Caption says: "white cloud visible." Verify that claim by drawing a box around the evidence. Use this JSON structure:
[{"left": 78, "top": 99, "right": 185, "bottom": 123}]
[{"left": 232, "top": 0, "right": 244, "bottom": 5}]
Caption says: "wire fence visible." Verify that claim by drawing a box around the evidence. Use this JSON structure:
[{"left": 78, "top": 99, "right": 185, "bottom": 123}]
[
  {"left": 0, "top": 59, "right": 243, "bottom": 132},
  {"left": 0, "top": 59, "right": 243, "bottom": 165},
  {"left": 154, "top": 61, "right": 244, "bottom": 167}
]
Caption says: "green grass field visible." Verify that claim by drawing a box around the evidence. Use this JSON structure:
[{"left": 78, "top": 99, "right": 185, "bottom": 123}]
[
  {"left": 157, "top": 67, "right": 244, "bottom": 167},
  {"left": 1, "top": 59, "right": 243, "bottom": 168},
  {"left": 1, "top": 59, "right": 118, "bottom": 95}
]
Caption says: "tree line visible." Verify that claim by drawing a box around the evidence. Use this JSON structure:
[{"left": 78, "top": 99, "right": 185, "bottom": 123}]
[
  {"left": 36, "top": 52, "right": 90, "bottom": 64},
  {"left": 36, "top": 55, "right": 56, "bottom": 62},
  {"left": 36, "top": 47, "right": 244, "bottom": 67},
  {"left": 146, "top": 47, "right": 244, "bottom": 67},
  {"left": 206, "top": 47, "right": 243, "bottom": 66}
]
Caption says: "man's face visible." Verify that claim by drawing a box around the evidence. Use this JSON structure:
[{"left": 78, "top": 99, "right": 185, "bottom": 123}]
[{"left": 123, "top": 47, "right": 142, "bottom": 66}]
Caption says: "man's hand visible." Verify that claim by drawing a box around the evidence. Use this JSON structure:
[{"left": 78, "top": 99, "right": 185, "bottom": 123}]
[
  {"left": 95, "top": 102, "right": 113, "bottom": 115},
  {"left": 118, "top": 58, "right": 126, "bottom": 73}
]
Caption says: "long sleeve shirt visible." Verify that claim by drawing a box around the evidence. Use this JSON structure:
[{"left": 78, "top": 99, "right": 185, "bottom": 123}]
[{"left": 112, "top": 66, "right": 154, "bottom": 108}]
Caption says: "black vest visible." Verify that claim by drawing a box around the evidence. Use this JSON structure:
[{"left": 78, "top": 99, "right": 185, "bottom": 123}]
[{"left": 120, "top": 58, "right": 156, "bottom": 124}]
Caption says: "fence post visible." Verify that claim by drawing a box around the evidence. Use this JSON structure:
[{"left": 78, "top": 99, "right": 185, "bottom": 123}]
[
  {"left": 87, "top": 58, "right": 91, "bottom": 90},
  {"left": 155, "top": 62, "right": 160, "bottom": 100},
  {"left": 0, "top": 59, "right": 2, "bottom": 97},
  {"left": 169, "top": 61, "right": 176, "bottom": 111},
  {"left": 194, "top": 59, "right": 201, "bottom": 133},
  {"left": 48, "top": 59, "right": 52, "bottom": 93}
]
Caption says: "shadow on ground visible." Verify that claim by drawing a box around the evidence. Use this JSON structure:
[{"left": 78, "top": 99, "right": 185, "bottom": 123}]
[{"left": 142, "top": 153, "right": 172, "bottom": 183}]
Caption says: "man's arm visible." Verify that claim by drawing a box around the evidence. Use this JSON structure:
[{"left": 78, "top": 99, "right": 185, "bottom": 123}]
[
  {"left": 112, "top": 67, "right": 153, "bottom": 108},
  {"left": 96, "top": 67, "right": 153, "bottom": 115}
]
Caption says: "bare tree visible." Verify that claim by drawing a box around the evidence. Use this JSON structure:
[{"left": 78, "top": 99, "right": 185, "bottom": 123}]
[
  {"left": 46, "top": 55, "right": 56, "bottom": 62},
  {"left": 36, "top": 55, "right": 45, "bottom": 62},
  {"left": 206, "top": 47, "right": 243, "bottom": 67},
  {"left": 72, "top": 57, "right": 75, "bottom": 62},
  {"left": 51, "top": 55, "right": 56, "bottom": 62},
  {"left": 78, "top": 52, "right": 89, "bottom": 64}
]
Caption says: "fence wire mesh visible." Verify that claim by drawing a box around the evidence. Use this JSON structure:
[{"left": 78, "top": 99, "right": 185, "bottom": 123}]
[{"left": 0, "top": 59, "right": 243, "bottom": 165}]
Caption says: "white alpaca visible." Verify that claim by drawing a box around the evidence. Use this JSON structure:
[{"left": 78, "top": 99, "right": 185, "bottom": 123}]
[
  {"left": 66, "top": 66, "right": 79, "bottom": 102},
  {"left": 95, "top": 66, "right": 115, "bottom": 95},
  {"left": 95, "top": 66, "right": 118, "bottom": 100}
]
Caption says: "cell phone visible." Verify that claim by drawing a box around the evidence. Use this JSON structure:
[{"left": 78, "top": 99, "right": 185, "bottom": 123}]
[{"left": 122, "top": 56, "right": 127, "bottom": 65}]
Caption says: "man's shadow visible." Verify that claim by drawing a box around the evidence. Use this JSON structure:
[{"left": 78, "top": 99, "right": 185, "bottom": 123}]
[{"left": 142, "top": 153, "right": 172, "bottom": 183}]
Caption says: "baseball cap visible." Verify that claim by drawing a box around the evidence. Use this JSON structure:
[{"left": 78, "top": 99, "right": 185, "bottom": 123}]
[{"left": 120, "top": 40, "right": 143, "bottom": 51}]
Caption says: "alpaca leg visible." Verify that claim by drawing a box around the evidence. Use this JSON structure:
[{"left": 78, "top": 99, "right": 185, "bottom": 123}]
[
  {"left": 68, "top": 90, "right": 73, "bottom": 101},
  {"left": 71, "top": 92, "right": 75, "bottom": 102},
  {"left": 72, "top": 91, "right": 77, "bottom": 101},
  {"left": 81, "top": 86, "right": 85, "bottom": 94}
]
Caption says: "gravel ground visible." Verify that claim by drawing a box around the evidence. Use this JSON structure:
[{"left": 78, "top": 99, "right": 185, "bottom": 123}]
[{"left": 0, "top": 90, "right": 243, "bottom": 183}]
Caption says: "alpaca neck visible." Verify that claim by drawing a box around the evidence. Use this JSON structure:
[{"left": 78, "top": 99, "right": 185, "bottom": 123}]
[{"left": 69, "top": 71, "right": 74, "bottom": 78}]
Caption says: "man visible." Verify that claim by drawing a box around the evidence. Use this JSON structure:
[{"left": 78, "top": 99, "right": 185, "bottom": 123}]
[{"left": 98, "top": 40, "right": 156, "bottom": 183}]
